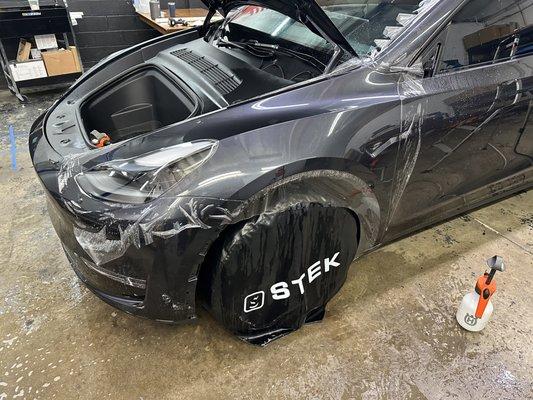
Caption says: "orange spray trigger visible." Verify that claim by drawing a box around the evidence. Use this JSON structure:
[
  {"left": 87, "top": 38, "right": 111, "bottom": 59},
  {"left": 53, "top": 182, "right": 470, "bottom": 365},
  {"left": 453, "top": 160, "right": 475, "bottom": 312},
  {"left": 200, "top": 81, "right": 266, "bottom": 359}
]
[
  {"left": 96, "top": 134, "right": 111, "bottom": 148},
  {"left": 474, "top": 256, "right": 505, "bottom": 318},
  {"left": 89, "top": 130, "right": 111, "bottom": 148}
]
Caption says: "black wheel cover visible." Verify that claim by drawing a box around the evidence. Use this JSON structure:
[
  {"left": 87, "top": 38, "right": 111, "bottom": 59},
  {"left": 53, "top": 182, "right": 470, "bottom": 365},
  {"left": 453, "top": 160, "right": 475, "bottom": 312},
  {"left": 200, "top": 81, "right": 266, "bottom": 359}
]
[{"left": 201, "top": 203, "right": 359, "bottom": 345}]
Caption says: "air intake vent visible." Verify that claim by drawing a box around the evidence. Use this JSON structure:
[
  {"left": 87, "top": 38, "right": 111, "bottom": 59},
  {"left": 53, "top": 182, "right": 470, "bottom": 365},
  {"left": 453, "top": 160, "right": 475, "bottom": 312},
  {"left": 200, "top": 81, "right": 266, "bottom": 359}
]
[{"left": 171, "top": 48, "right": 241, "bottom": 95}]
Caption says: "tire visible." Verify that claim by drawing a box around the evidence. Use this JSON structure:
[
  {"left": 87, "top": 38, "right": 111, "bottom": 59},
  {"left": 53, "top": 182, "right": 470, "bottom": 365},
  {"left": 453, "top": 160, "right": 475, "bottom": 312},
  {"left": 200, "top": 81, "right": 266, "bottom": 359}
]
[{"left": 199, "top": 203, "right": 359, "bottom": 345}]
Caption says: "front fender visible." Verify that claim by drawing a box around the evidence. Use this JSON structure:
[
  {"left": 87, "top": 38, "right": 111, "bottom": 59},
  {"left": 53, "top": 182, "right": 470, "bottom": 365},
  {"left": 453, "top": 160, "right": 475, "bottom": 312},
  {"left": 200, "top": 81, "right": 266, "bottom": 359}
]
[{"left": 222, "top": 168, "right": 380, "bottom": 257}]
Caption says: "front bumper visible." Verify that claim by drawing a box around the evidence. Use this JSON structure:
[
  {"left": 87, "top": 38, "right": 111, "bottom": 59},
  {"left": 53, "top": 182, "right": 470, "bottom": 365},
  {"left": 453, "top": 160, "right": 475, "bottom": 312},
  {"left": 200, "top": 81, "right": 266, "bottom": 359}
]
[
  {"left": 31, "top": 118, "right": 241, "bottom": 323},
  {"left": 46, "top": 192, "right": 238, "bottom": 323}
]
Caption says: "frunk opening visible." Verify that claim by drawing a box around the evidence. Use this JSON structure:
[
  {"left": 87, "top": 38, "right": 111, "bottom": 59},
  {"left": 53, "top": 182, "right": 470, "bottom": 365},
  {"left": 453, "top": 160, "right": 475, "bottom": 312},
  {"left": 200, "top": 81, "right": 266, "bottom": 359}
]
[{"left": 80, "top": 66, "right": 199, "bottom": 142}]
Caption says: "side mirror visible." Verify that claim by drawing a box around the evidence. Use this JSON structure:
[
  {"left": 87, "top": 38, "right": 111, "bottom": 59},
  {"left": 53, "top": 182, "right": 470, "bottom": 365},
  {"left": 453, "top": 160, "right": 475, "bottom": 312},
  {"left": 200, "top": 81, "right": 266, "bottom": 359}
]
[{"left": 380, "top": 62, "right": 424, "bottom": 78}]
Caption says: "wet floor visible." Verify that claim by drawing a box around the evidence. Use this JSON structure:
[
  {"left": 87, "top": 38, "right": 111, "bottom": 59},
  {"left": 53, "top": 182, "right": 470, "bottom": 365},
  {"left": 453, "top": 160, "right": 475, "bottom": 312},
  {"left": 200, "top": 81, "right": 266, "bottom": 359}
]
[{"left": 0, "top": 90, "right": 532, "bottom": 399}]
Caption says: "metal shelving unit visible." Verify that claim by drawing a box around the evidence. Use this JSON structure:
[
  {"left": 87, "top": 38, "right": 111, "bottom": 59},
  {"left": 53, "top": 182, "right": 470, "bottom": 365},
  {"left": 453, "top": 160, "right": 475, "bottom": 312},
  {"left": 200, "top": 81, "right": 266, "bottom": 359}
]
[{"left": 0, "top": 1, "right": 83, "bottom": 101}]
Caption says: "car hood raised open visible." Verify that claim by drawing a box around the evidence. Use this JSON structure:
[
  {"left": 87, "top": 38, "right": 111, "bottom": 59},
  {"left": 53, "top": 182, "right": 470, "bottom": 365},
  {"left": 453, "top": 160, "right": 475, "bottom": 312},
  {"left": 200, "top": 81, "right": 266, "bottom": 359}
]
[{"left": 201, "top": 0, "right": 358, "bottom": 57}]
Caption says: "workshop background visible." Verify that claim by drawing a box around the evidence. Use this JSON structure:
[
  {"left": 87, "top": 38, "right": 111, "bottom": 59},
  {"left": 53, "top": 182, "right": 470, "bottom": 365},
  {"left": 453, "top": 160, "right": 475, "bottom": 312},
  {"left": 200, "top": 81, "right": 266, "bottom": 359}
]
[
  {"left": 0, "top": 0, "right": 532, "bottom": 399},
  {"left": 0, "top": 0, "right": 207, "bottom": 89}
]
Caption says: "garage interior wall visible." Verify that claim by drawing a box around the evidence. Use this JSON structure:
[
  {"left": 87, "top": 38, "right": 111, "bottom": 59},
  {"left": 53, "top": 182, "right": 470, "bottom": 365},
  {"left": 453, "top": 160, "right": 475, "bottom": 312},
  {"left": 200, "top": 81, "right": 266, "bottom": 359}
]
[
  {"left": 0, "top": 0, "right": 206, "bottom": 89},
  {"left": 66, "top": 0, "right": 159, "bottom": 70}
]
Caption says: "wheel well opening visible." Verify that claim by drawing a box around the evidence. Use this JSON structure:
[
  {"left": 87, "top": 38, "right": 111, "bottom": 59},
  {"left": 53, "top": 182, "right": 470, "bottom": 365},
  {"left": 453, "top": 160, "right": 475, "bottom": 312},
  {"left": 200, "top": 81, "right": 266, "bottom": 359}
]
[{"left": 196, "top": 217, "right": 251, "bottom": 307}]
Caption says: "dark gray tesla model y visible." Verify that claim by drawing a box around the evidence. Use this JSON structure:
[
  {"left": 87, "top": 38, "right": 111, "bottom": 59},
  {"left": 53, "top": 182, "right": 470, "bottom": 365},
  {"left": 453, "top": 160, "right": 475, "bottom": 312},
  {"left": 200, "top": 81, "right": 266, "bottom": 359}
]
[{"left": 30, "top": 0, "right": 533, "bottom": 344}]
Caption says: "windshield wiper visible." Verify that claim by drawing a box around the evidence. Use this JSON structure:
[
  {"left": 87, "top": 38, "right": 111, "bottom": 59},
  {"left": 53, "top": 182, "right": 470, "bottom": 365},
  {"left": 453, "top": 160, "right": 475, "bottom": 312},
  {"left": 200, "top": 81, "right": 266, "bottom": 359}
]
[
  {"left": 217, "top": 38, "right": 277, "bottom": 58},
  {"left": 245, "top": 40, "right": 281, "bottom": 51},
  {"left": 217, "top": 39, "right": 327, "bottom": 71}
]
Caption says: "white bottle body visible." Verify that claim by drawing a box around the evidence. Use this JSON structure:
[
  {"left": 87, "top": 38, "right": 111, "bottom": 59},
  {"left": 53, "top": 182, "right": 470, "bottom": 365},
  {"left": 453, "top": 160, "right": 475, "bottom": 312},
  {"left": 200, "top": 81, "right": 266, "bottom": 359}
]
[{"left": 456, "top": 292, "right": 493, "bottom": 332}]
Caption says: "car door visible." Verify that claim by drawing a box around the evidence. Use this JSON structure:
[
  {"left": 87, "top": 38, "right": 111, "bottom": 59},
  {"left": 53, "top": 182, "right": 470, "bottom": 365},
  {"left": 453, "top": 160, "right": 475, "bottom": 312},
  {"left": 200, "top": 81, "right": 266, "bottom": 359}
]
[{"left": 385, "top": 0, "right": 533, "bottom": 237}]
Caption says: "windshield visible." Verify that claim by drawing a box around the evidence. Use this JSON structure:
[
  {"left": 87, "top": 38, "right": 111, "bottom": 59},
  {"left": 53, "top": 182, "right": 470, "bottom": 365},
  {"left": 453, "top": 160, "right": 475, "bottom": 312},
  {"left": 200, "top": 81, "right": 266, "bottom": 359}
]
[
  {"left": 225, "top": 6, "right": 334, "bottom": 53},
  {"left": 320, "top": 1, "right": 435, "bottom": 55},
  {"left": 224, "top": 1, "right": 432, "bottom": 57}
]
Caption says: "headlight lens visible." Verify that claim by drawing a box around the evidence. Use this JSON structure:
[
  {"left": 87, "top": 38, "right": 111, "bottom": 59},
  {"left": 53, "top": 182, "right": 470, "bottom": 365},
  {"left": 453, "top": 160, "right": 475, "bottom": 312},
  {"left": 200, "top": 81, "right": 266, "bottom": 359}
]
[{"left": 75, "top": 140, "right": 217, "bottom": 204}]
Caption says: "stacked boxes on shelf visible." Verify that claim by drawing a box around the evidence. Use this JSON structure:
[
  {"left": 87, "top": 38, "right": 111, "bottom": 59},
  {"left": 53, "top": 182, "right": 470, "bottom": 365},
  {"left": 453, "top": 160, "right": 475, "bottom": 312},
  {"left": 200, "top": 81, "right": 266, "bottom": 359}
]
[{"left": 9, "top": 33, "right": 81, "bottom": 81}]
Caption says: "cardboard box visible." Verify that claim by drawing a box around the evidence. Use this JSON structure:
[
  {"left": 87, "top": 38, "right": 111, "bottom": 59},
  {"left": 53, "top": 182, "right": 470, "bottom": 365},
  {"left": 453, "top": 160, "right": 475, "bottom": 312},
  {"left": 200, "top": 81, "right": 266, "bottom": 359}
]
[
  {"left": 42, "top": 49, "right": 81, "bottom": 76},
  {"left": 34, "top": 34, "right": 58, "bottom": 50},
  {"left": 69, "top": 46, "right": 82, "bottom": 72},
  {"left": 16, "top": 39, "right": 31, "bottom": 62},
  {"left": 463, "top": 23, "right": 518, "bottom": 50},
  {"left": 9, "top": 60, "right": 48, "bottom": 82}
]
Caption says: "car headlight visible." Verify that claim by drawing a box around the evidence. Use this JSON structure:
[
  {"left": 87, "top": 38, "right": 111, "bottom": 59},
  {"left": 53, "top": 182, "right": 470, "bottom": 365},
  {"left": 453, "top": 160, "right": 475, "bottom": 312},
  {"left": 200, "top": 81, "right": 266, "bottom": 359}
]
[{"left": 75, "top": 140, "right": 217, "bottom": 204}]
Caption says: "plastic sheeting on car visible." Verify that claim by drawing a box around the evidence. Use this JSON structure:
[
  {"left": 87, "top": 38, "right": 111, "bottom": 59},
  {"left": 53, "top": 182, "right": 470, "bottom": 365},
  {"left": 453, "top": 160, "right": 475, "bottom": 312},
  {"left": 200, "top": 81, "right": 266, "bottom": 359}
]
[{"left": 199, "top": 203, "right": 359, "bottom": 346}]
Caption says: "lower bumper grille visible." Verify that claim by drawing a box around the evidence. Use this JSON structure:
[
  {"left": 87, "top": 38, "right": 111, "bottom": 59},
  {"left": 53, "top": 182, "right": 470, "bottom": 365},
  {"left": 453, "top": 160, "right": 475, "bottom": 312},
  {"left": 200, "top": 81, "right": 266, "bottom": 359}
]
[{"left": 64, "top": 246, "right": 146, "bottom": 299}]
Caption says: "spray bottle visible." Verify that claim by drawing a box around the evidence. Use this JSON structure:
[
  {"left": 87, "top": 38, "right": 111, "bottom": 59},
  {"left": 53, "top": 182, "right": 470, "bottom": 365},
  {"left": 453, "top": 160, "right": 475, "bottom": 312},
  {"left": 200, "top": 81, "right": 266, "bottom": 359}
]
[{"left": 456, "top": 255, "right": 505, "bottom": 332}]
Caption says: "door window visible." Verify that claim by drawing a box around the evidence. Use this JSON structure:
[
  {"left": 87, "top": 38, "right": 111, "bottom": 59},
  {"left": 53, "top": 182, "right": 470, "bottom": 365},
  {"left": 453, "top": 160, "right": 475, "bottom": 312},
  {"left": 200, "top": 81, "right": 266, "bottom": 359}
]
[{"left": 436, "top": 0, "right": 533, "bottom": 74}]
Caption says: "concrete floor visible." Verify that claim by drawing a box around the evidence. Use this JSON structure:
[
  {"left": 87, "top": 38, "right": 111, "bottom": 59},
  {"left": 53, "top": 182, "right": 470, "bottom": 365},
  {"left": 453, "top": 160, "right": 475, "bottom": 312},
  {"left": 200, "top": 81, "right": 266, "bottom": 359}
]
[{"left": 0, "top": 90, "right": 532, "bottom": 400}]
